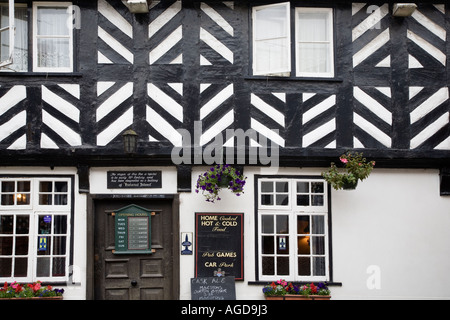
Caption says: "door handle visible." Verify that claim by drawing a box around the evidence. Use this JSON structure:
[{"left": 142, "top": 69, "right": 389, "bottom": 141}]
[{"left": 131, "top": 280, "right": 138, "bottom": 287}]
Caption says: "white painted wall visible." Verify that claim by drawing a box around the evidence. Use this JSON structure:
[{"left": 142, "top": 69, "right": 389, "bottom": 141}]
[{"left": 179, "top": 167, "right": 450, "bottom": 300}]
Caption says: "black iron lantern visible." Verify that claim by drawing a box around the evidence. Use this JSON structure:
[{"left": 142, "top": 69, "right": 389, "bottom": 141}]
[{"left": 123, "top": 129, "right": 138, "bottom": 154}]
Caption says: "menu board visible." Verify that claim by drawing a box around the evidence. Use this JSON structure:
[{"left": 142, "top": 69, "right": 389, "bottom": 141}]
[
  {"left": 114, "top": 205, "right": 152, "bottom": 255},
  {"left": 191, "top": 277, "right": 236, "bottom": 300},
  {"left": 195, "top": 213, "right": 244, "bottom": 281}
]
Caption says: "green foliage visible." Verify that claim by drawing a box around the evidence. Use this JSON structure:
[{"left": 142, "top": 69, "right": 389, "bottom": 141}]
[{"left": 322, "top": 152, "right": 375, "bottom": 190}]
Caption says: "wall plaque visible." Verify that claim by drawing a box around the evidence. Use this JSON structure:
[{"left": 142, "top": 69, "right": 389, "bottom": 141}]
[
  {"left": 114, "top": 204, "right": 153, "bottom": 255},
  {"left": 195, "top": 213, "right": 244, "bottom": 281},
  {"left": 107, "top": 171, "right": 162, "bottom": 189}
]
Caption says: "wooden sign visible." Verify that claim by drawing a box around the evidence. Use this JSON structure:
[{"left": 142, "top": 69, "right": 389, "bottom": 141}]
[
  {"left": 195, "top": 213, "right": 244, "bottom": 281},
  {"left": 191, "top": 277, "right": 236, "bottom": 300},
  {"left": 107, "top": 171, "right": 162, "bottom": 189},
  {"left": 114, "top": 204, "right": 153, "bottom": 255}
]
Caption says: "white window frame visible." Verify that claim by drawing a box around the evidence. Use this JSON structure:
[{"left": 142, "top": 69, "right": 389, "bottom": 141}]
[
  {"left": 257, "top": 177, "right": 330, "bottom": 282},
  {"left": 0, "top": 177, "right": 72, "bottom": 283},
  {"left": 0, "top": 0, "right": 15, "bottom": 69},
  {"left": 252, "top": 2, "right": 291, "bottom": 77},
  {"left": 252, "top": 4, "right": 335, "bottom": 78},
  {"left": 32, "top": 1, "right": 73, "bottom": 73},
  {"left": 295, "top": 7, "right": 334, "bottom": 78}
]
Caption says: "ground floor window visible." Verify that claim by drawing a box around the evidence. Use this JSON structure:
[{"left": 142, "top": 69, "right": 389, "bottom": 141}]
[
  {"left": 256, "top": 176, "right": 330, "bottom": 282},
  {"left": 0, "top": 176, "right": 73, "bottom": 282}
]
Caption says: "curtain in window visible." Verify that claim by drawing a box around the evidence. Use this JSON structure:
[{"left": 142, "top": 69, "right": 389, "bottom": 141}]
[
  {"left": 296, "top": 10, "right": 332, "bottom": 75},
  {"left": 0, "top": 6, "right": 28, "bottom": 72},
  {"left": 36, "top": 6, "right": 70, "bottom": 69}
]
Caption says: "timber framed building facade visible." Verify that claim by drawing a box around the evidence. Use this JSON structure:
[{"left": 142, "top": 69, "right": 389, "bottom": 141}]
[{"left": 0, "top": 0, "right": 449, "bottom": 300}]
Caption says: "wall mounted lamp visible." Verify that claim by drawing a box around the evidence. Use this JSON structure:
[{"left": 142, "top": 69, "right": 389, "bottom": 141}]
[
  {"left": 123, "top": 0, "right": 151, "bottom": 13},
  {"left": 123, "top": 129, "right": 138, "bottom": 154},
  {"left": 392, "top": 3, "right": 417, "bottom": 17}
]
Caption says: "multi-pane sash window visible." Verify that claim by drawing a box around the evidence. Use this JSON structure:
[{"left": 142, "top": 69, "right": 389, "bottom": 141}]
[
  {"left": 258, "top": 178, "right": 330, "bottom": 282},
  {"left": 0, "top": 1, "right": 73, "bottom": 72},
  {"left": 0, "top": 178, "right": 71, "bottom": 282},
  {"left": 252, "top": 3, "right": 334, "bottom": 78}
]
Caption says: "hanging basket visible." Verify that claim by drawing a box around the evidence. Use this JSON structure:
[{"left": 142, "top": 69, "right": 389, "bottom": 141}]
[{"left": 342, "top": 180, "right": 358, "bottom": 190}]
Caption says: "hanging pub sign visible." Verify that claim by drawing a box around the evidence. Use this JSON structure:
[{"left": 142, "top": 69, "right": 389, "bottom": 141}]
[
  {"left": 195, "top": 213, "right": 244, "bottom": 281},
  {"left": 114, "top": 204, "right": 153, "bottom": 255}
]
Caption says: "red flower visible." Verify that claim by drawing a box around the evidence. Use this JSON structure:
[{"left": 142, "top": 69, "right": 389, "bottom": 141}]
[
  {"left": 3, "top": 282, "right": 8, "bottom": 290},
  {"left": 310, "top": 283, "right": 318, "bottom": 294}
]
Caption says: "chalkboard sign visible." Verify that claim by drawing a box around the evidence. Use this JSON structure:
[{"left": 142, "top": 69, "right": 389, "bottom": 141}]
[
  {"left": 107, "top": 171, "right": 162, "bottom": 189},
  {"left": 191, "top": 277, "right": 236, "bottom": 300},
  {"left": 195, "top": 213, "right": 244, "bottom": 281},
  {"left": 114, "top": 204, "right": 153, "bottom": 255}
]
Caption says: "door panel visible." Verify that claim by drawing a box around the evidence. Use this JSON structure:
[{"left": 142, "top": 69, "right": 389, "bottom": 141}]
[{"left": 94, "top": 199, "right": 176, "bottom": 300}]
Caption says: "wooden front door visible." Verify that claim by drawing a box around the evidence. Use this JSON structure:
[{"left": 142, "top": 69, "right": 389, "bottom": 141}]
[{"left": 94, "top": 198, "right": 178, "bottom": 300}]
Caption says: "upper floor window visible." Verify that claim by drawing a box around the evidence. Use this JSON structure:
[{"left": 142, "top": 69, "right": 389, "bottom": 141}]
[
  {"left": 0, "top": 1, "right": 73, "bottom": 73},
  {"left": 252, "top": 3, "right": 335, "bottom": 78}
]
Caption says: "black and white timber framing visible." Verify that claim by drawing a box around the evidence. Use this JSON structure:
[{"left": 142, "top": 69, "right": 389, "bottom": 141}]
[{"left": 0, "top": 0, "right": 449, "bottom": 177}]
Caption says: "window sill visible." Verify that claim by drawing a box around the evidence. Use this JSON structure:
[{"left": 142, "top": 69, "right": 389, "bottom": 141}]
[
  {"left": 245, "top": 75, "right": 343, "bottom": 82},
  {"left": 0, "top": 72, "right": 83, "bottom": 77}
]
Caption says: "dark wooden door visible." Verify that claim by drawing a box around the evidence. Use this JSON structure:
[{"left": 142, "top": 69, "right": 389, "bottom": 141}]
[{"left": 94, "top": 198, "right": 177, "bottom": 300}]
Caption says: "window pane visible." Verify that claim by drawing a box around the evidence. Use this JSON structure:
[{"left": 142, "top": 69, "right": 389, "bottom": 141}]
[
  {"left": 261, "top": 194, "right": 273, "bottom": 205},
  {"left": 36, "top": 257, "right": 50, "bottom": 277},
  {"left": 276, "top": 182, "right": 288, "bottom": 192},
  {"left": 53, "top": 236, "right": 66, "bottom": 255},
  {"left": 254, "top": 4, "right": 288, "bottom": 40},
  {"left": 312, "top": 216, "right": 324, "bottom": 234},
  {"left": 16, "top": 193, "right": 30, "bottom": 205},
  {"left": 298, "top": 43, "right": 331, "bottom": 73},
  {"left": 54, "top": 194, "right": 68, "bottom": 206},
  {"left": 277, "top": 257, "right": 289, "bottom": 275},
  {"left": 313, "top": 257, "right": 326, "bottom": 276},
  {"left": 53, "top": 257, "right": 66, "bottom": 276},
  {"left": 37, "top": 7, "right": 70, "bottom": 36},
  {"left": 312, "top": 236, "right": 325, "bottom": 255},
  {"left": 0, "top": 236, "right": 13, "bottom": 255},
  {"left": 40, "top": 182, "right": 52, "bottom": 192},
  {"left": 54, "top": 216, "right": 67, "bottom": 234},
  {"left": 297, "top": 236, "right": 310, "bottom": 254},
  {"left": 16, "top": 215, "right": 29, "bottom": 234},
  {"left": 37, "top": 236, "right": 51, "bottom": 256},
  {"left": 2, "top": 181, "right": 14, "bottom": 192},
  {"left": 15, "top": 236, "right": 28, "bottom": 255},
  {"left": 262, "top": 257, "right": 275, "bottom": 275},
  {"left": 14, "top": 257, "right": 27, "bottom": 277},
  {"left": 0, "top": 215, "right": 13, "bottom": 234},
  {"left": 297, "top": 182, "right": 309, "bottom": 193},
  {"left": 55, "top": 182, "right": 68, "bottom": 192},
  {"left": 1, "top": 194, "right": 14, "bottom": 206},
  {"left": 37, "top": 38, "right": 70, "bottom": 68},
  {"left": 261, "top": 182, "right": 273, "bottom": 193},
  {"left": 39, "top": 194, "right": 52, "bottom": 205},
  {"left": 261, "top": 215, "right": 273, "bottom": 233},
  {"left": 0, "top": 258, "right": 12, "bottom": 277},
  {"left": 297, "top": 194, "right": 309, "bottom": 206},
  {"left": 38, "top": 216, "right": 52, "bottom": 234},
  {"left": 276, "top": 215, "right": 289, "bottom": 234},
  {"left": 262, "top": 236, "right": 274, "bottom": 254},
  {"left": 297, "top": 12, "right": 330, "bottom": 42},
  {"left": 276, "top": 194, "right": 288, "bottom": 206},
  {"left": 276, "top": 236, "right": 289, "bottom": 254},
  {"left": 312, "top": 195, "right": 324, "bottom": 206},
  {"left": 311, "top": 182, "right": 324, "bottom": 193},
  {"left": 298, "top": 257, "right": 311, "bottom": 276},
  {"left": 297, "top": 215, "right": 310, "bottom": 234}
]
